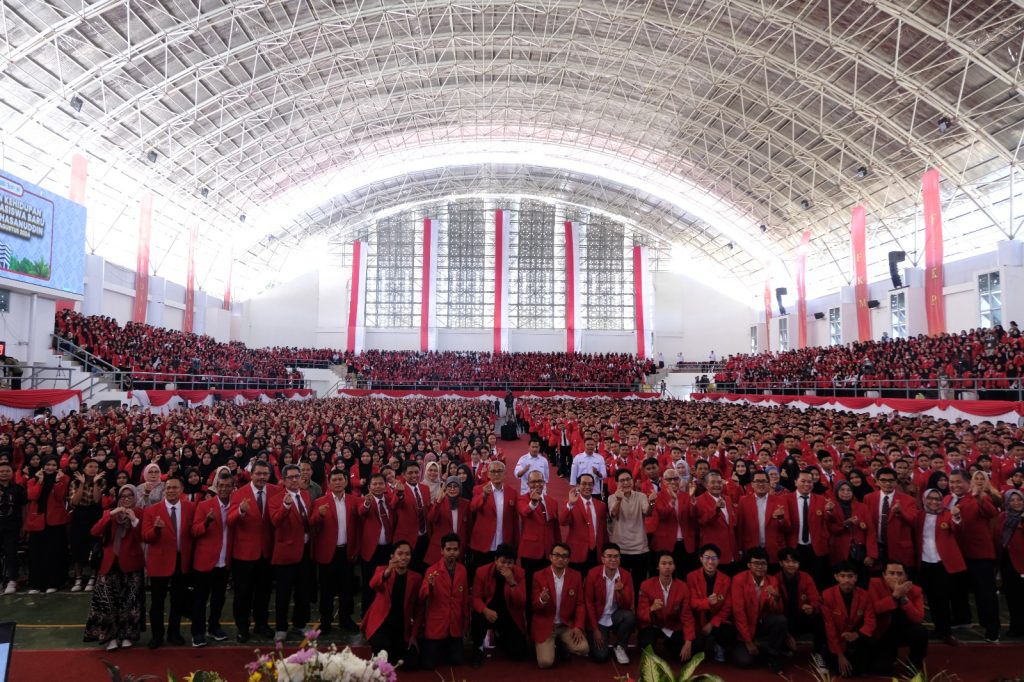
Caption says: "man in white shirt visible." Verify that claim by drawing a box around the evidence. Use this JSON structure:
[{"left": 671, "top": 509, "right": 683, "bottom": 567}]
[
  {"left": 515, "top": 437, "right": 550, "bottom": 494},
  {"left": 570, "top": 437, "right": 608, "bottom": 499},
  {"left": 584, "top": 543, "right": 636, "bottom": 665},
  {"left": 532, "top": 543, "right": 589, "bottom": 668},
  {"left": 311, "top": 468, "right": 359, "bottom": 635}
]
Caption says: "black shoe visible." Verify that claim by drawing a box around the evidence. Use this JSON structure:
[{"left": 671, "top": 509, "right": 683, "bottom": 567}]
[
  {"left": 208, "top": 627, "right": 229, "bottom": 642},
  {"left": 192, "top": 635, "right": 207, "bottom": 648},
  {"left": 767, "top": 660, "right": 783, "bottom": 674},
  {"left": 338, "top": 617, "right": 358, "bottom": 631},
  {"left": 167, "top": 633, "right": 186, "bottom": 646},
  {"left": 317, "top": 626, "right": 333, "bottom": 639},
  {"left": 147, "top": 638, "right": 163, "bottom": 650},
  {"left": 236, "top": 631, "right": 250, "bottom": 644},
  {"left": 470, "top": 650, "right": 484, "bottom": 668},
  {"left": 255, "top": 625, "right": 275, "bottom": 640}
]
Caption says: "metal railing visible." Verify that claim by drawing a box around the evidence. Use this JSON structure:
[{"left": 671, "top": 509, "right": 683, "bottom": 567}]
[
  {"left": 689, "top": 377, "right": 1024, "bottom": 401},
  {"left": 345, "top": 377, "right": 654, "bottom": 392},
  {"left": 669, "top": 361, "right": 726, "bottom": 373}
]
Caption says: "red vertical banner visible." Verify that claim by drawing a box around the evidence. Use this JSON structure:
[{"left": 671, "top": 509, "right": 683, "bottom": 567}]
[
  {"left": 632, "top": 246, "right": 646, "bottom": 357},
  {"left": 493, "top": 209, "right": 504, "bottom": 354},
  {"left": 420, "top": 217, "right": 432, "bottom": 352},
  {"left": 222, "top": 256, "right": 232, "bottom": 311},
  {"left": 796, "top": 230, "right": 810, "bottom": 349},
  {"left": 763, "top": 280, "right": 772, "bottom": 352},
  {"left": 564, "top": 221, "right": 577, "bottom": 353},
  {"left": 70, "top": 154, "right": 88, "bottom": 204},
  {"left": 131, "top": 194, "right": 153, "bottom": 323},
  {"left": 922, "top": 169, "right": 946, "bottom": 334},
  {"left": 851, "top": 205, "right": 871, "bottom": 341},
  {"left": 347, "top": 241, "right": 364, "bottom": 353},
  {"left": 183, "top": 225, "right": 198, "bottom": 333}
]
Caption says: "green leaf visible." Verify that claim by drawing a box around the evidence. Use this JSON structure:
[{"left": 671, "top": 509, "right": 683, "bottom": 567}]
[
  {"left": 639, "top": 644, "right": 675, "bottom": 682},
  {"left": 677, "top": 651, "right": 704, "bottom": 681},
  {"left": 689, "top": 675, "right": 727, "bottom": 682},
  {"left": 101, "top": 659, "right": 123, "bottom": 682}
]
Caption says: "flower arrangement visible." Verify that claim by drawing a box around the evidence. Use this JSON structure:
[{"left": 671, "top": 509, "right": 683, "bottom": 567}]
[{"left": 245, "top": 630, "right": 398, "bottom": 682}]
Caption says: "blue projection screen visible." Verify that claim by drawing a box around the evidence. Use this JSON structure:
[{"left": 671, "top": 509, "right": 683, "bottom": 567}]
[{"left": 0, "top": 171, "right": 86, "bottom": 295}]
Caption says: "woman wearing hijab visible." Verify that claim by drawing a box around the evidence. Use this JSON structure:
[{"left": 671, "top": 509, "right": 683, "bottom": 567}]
[
  {"left": 425, "top": 476, "right": 469, "bottom": 565},
  {"left": 68, "top": 458, "right": 105, "bottom": 593},
  {"left": 997, "top": 489, "right": 1024, "bottom": 637},
  {"left": 181, "top": 467, "right": 207, "bottom": 503},
  {"left": 827, "top": 480, "right": 873, "bottom": 585},
  {"left": 846, "top": 469, "right": 874, "bottom": 502},
  {"left": 26, "top": 455, "right": 71, "bottom": 592},
  {"left": 456, "top": 464, "right": 475, "bottom": 500},
  {"left": 926, "top": 471, "right": 950, "bottom": 498},
  {"left": 134, "top": 463, "right": 164, "bottom": 507},
  {"left": 422, "top": 460, "right": 442, "bottom": 500},
  {"left": 916, "top": 488, "right": 966, "bottom": 645},
  {"left": 778, "top": 456, "right": 800, "bottom": 492},
  {"left": 84, "top": 485, "right": 145, "bottom": 650}
]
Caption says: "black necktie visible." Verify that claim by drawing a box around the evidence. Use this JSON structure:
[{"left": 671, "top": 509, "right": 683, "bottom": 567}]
[
  {"left": 169, "top": 505, "right": 179, "bottom": 550},
  {"left": 413, "top": 486, "right": 426, "bottom": 534},
  {"left": 880, "top": 495, "right": 890, "bottom": 544},
  {"left": 801, "top": 495, "right": 810, "bottom": 544},
  {"left": 257, "top": 489, "right": 265, "bottom": 516}
]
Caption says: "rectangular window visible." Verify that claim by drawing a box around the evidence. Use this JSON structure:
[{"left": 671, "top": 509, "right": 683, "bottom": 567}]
[
  {"left": 828, "top": 307, "right": 841, "bottom": 346},
  {"left": 364, "top": 212, "right": 423, "bottom": 328},
  {"left": 580, "top": 215, "right": 633, "bottom": 331},
  {"left": 508, "top": 200, "right": 564, "bottom": 329},
  {"left": 778, "top": 317, "right": 789, "bottom": 351},
  {"left": 750, "top": 325, "right": 757, "bottom": 353},
  {"left": 890, "top": 291, "right": 907, "bottom": 339},
  {"left": 436, "top": 200, "right": 494, "bottom": 328},
  {"left": 979, "top": 271, "right": 1002, "bottom": 329}
]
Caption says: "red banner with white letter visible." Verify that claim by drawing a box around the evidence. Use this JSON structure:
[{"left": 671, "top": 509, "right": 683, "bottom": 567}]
[
  {"left": 183, "top": 225, "right": 197, "bottom": 333},
  {"left": 796, "top": 230, "right": 810, "bottom": 349},
  {"left": 222, "top": 255, "right": 232, "bottom": 311},
  {"left": 922, "top": 169, "right": 946, "bottom": 334},
  {"left": 633, "top": 246, "right": 646, "bottom": 357},
  {"left": 132, "top": 194, "right": 153, "bottom": 323},
  {"left": 493, "top": 209, "right": 509, "bottom": 353},
  {"left": 565, "top": 221, "right": 578, "bottom": 353},
  {"left": 763, "top": 279, "right": 772, "bottom": 352},
  {"left": 851, "top": 205, "right": 871, "bottom": 341}
]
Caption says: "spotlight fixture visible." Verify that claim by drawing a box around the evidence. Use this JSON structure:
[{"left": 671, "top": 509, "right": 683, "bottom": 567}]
[
  {"left": 856, "top": 166, "right": 868, "bottom": 178},
  {"left": 938, "top": 117, "right": 951, "bottom": 132},
  {"left": 69, "top": 95, "right": 83, "bottom": 112},
  {"left": 800, "top": 199, "right": 811, "bottom": 210},
  {"left": 726, "top": 242, "right": 734, "bottom": 250},
  {"left": 760, "top": 224, "right": 768, "bottom": 233},
  {"left": 147, "top": 150, "right": 158, "bottom": 163},
  {"left": 200, "top": 187, "right": 209, "bottom": 199},
  {"left": 239, "top": 214, "right": 246, "bottom": 223}
]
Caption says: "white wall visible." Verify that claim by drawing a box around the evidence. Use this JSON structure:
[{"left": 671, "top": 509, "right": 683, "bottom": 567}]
[
  {"left": 438, "top": 330, "right": 491, "bottom": 351},
  {"left": 241, "top": 270, "right": 320, "bottom": 347},
  {"left": 206, "top": 307, "right": 231, "bottom": 342},
  {"left": 652, "top": 270, "right": 758, "bottom": 361}
]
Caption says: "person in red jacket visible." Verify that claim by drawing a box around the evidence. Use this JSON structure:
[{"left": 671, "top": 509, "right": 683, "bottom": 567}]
[
  {"left": 996, "top": 489, "right": 1024, "bottom": 637},
  {"left": 821, "top": 561, "right": 875, "bottom": 677},
  {"left": 651, "top": 469, "right": 697, "bottom": 577},
  {"left": 776, "top": 548, "right": 825, "bottom": 674},
  {"left": 469, "top": 461, "right": 519, "bottom": 572},
  {"left": 826, "top": 481, "right": 874, "bottom": 586},
  {"left": 531, "top": 543, "right": 589, "bottom": 668},
  {"left": 469, "top": 544, "right": 528, "bottom": 667},
  {"left": 83, "top": 485, "right": 145, "bottom": 650},
  {"left": 785, "top": 469, "right": 831, "bottom": 587},
  {"left": 424, "top": 477, "right": 469, "bottom": 565},
  {"left": 358, "top": 472, "right": 398, "bottom": 618},
  {"left": 227, "top": 460, "right": 277, "bottom": 642},
  {"left": 946, "top": 470, "right": 1000, "bottom": 641},
  {"left": 694, "top": 471, "right": 739, "bottom": 572},
  {"left": 584, "top": 542, "right": 636, "bottom": 665},
  {"left": 310, "top": 468, "right": 360, "bottom": 635},
  {"left": 361, "top": 540, "right": 423, "bottom": 671},
  {"left": 517, "top": 470, "right": 561, "bottom": 591},
  {"left": 269, "top": 463, "right": 314, "bottom": 641},
  {"left": 868, "top": 560, "right": 927, "bottom": 674},
  {"left": 142, "top": 474, "right": 194, "bottom": 649},
  {"left": 686, "top": 543, "right": 734, "bottom": 663},
  {"left": 189, "top": 471, "right": 234, "bottom": 647},
  {"left": 25, "top": 456, "right": 71, "bottom": 592},
  {"left": 730, "top": 547, "right": 786, "bottom": 673},
  {"left": 393, "top": 461, "right": 432, "bottom": 572},
  {"left": 559, "top": 474, "right": 607, "bottom": 576},
  {"left": 637, "top": 551, "right": 696, "bottom": 663},
  {"left": 863, "top": 467, "right": 918, "bottom": 571},
  {"left": 915, "top": 487, "right": 965, "bottom": 645},
  {"left": 419, "top": 533, "right": 470, "bottom": 670},
  {"left": 736, "top": 470, "right": 789, "bottom": 566}
]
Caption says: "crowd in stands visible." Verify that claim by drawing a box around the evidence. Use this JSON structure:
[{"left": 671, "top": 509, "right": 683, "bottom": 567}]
[
  {"left": 714, "top": 322, "right": 1024, "bottom": 400},
  {"left": 1, "top": 395, "right": 1022, "bottom": 677}
]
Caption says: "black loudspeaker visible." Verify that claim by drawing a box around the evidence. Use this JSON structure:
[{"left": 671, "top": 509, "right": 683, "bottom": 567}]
[
  {"left": 501, "top": 423, "right": 519, "bottom": 441},
  {"left": 867, "top": 300, "right": 881, "bottom": 309},
  {"left": 813, "top": 312, "right": 825, "bottom": 320},
  {"left": 888, "top": 251, "right": 906, "bottom": 288},
  {"left": 775, "top": 287, "right": 788, "bottom": 315}
]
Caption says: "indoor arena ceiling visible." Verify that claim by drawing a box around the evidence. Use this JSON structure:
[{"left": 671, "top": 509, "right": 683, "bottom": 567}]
[{"left": 0, "top": 0, "right": 1022, "bottom": 300}]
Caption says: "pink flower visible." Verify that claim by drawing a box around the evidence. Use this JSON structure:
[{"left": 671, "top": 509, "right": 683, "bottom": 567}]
[
  {"left": 303, "top": 628, "right": 321, "bottom": 642},
  {"left": 285, "top": 646, "right": 318, "bottom": 665}
]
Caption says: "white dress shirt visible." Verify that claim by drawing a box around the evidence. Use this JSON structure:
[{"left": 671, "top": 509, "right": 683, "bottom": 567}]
[
  {"left": 490, "top": 486, "right": 505, "bottom": 551},
  {"left": 878, "top": 493, "right": 893, "bottom": 542},
  {"left": 797, "top": 494, "right": 810, "bottom": 545},
  {"left": 921, "top": 513, "right": 940, "bottom": 563},
  {"left": 599, "top": 569, "right": 622, "bottom": 627},
  {"left": 333, "top": 494, "right": 348, "bottom": 546},
  {"left": 216, "top": 499, "right": 229, "bottom": 568},
  {"left": 570, "top": 453, "right": 608, "bottom": 494},
  {"left": 164, "top": 500, "right": 181, "bottom": 550},
  {"left": 552, "top": 568, "right": 566, "bottom": 625},
  {"left": 515, "top": 454, "right": 550, "bottom": 493},
  {"left": 755, "top": 493, "right": 769, "bottom": 546}
]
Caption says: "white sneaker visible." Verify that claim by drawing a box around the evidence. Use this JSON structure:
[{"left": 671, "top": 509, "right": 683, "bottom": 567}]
[
  {"left": 26, "top": 589, "right": 40, "bottom": 594},
  {"left": 482, "top": 631, "right": 495, "bottom": 649},
  {"left": 812, "top": 652, "right": 827, "bottom": 674},
  {"left": 120, "top": 639, "right": 133, "bottom": 649},
  {"left": 84, "top": 578, "right": 95, "bottom": 592},
  {"left": 45, "top": 588, "right": 57, "bottom": 594},
  {"left": 274, "top": 631, "right": 287, "bottom": 642},
  {"left": 105, "top": 640, "right": 119, "bottom": 651},
  {"left": 71, "top": 579, "right": 83, "bottom": 593},
  {"left": 3, "top": 581, "right": 15, "bottom": 595},
  {"left": 613, "top": 644, "right": 630, "bottom": 665}
]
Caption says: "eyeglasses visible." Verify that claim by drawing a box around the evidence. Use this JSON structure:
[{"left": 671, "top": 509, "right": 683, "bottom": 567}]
[
  {"left": 551, "top": 553, "right": 570, "bottom": 559},
  {"left": 878, "top": 477, "right": 896, "bottom": 483},
  {"left": 701, "top": 555, "right": 719, "bottom": 561},
  {"left": 285, "top": 474, "right": 301, "bottom": 480},
  {"left": 749, "top": 560, "right": 768, "bottom": 566},
  {"left": 603, "top": 554, "right": 621, "bottom": 560}
]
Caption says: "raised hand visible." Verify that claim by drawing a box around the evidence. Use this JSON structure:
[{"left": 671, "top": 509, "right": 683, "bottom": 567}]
[
  {"left": 154, "top": 516, "right": 165, "bottom": 529},
  {"left": 539, "top": 586, "right": 551, "bottom": 604},
  {"left": 650, "top": 598, "right": 664, "bottom": 612},
  {"left": 240, "top": 498, "right": 250, "bottom": 515},
  {"left": 567, "top": 487, "right": 579, "bottom": 504},
  {"left": 772, "top": 505, "right": 785, "bottom": 519},
  {"left": 318, "top": 504, "right": 327, "bottom": 517}
]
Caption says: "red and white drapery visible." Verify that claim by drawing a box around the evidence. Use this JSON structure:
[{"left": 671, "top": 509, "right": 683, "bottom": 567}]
[
  {"left": 130, "top": 388, "right": 313, "bottom": 415},
  {"left": 132, "top": 194, "right": 153, "bottom": 324},
  {"left": 420, "top": 217, "right": 438, "bottom": 352},
  {"left": 796, "top": 231, "right": 810, "bottom": 349},
  {"left": 564, "top": 220, "right": 581, "bottom": 353},
  {"left": 339, "top": 388, "right": 660, "bottom": 400},
  {"left": 347, "top": 240, "right": 368, "bottom": 354},
  {"left": 922, "top": 168, "right": 947, "bottom": 335},
  {"left": 183, "top": 225, "right": 198, "bottom": 333},
  {"left": 632, "top": 246, "right": 653, "bottom": 357},
  {"left": 851, "top": 205, "right": 871, "bottom": 341},
  {"left": 493, "top": 209, "right": 510, "bottom": 353},
  {"left": 0, "top": 389, "right": 83, "bottom": 420},
  {"left": 691, "top": 392, "right": 1023, "bottom": 425},
  {"left": 763, "top": 279, "right": 773, "bottom": 352}
]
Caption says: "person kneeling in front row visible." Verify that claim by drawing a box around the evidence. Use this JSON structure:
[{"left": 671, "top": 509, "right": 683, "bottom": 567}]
[
  {"left": 730, "top": 547, "right": 787, "bottom": 673},
  {"left": 584, "top": 542, "right": 636, "bottom": 665},
  {"left": 532, "top": 542, "right": 589, "bottom": 668}
]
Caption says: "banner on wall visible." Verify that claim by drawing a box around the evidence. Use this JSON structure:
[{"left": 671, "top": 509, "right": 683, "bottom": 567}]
[
  {"left": 922, "top": 169, "right": 947, "bottom": 334},
  {"left": 184, "top": 225, "right": 197, "bottom": 333},
  {"left": 420, "top": 217, "right": 438, "bottom": 352},
  {"left": 347, "top": 240, "right": 368, "bottom": 353},
  {"left": 564, "top": 220, "right": 581, "bottom": 353},
  {"left": 763, "top": 279, "right": 772, "bottom": 352},
  {"left": 632, "top": 246, "right": 652, "bottom": 357},
  {"left": 493, "top": 208, "right": 509, "bottom": 353},
  {"left": 222, "top": 255, "right": 232, "bottom": 311},
  {"left": 851, "top": 204, "right": 871, "bottom": 341},
  {"left": 131, "top": 194, "right": 152, "bottom": 323},
  {"left": 796, "top": 230, "right": 810, "bottom": 349}
]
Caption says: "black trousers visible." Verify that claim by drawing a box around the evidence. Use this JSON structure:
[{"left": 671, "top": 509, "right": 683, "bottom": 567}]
[
  {"left": 411, "top": 534, "right": 429, "bottom": 575},
  {"left": 149, "top": 554, "right": 187, "bottom": 641},
  {"left": 420, "top": 636, "right": 464, "bottom": 669},
  {"left": 638, "top": 627, "right": 686, "bottom": 658},
  {"left": 28, "top": 525, "right": 68, "bottom": 590},
  {"left": 520, "top": 556, "right": 547, "bottom": 615},
  {"left": 966, "top": 557, "right": 1000, "bottom": 639},
  {"left": 874, "top": 611, "right": 928, "bottom": 673},
  {"left": 191, "top": 566, "right": 229, "bottom": 637},
  {"left": 570, "top": 548, "right": 598, "bottom": 578},
  {"left": 692, "top": 621, "right": 736, "bottom": 654},
  {"left": 795, "top": 544, "right": 828, "bottom": 588},
  {"left": 731, "top": 614, "right": 787, "bottom": 668},
  {"left": 557, "top": 446, "right": 572, "bottom": 476},
  {"left": 1002, "top": 553, "right": 1024, "bottom": 636},
  {"left": 620, "top": 553, "right": 647, "bottom": 602},
  {"left": 949, "top": 569, "right": 971, "bottom": 625},
  {"left": 360, "top": 545, "right": 391, "bottom": 617},
  {"left": 0, "top": 526, "right": 18, "bottom": 582},
  {"left": 919, "top": 561, "right": 955, "bottom": 637},
  {"left": 369, "top": 627, "right": 419, "bottom": 671},
  {"left": 471, "top": 550, "right": 496, "bottom": 576},
  {"left": 671, "top": 540, "right": 697, "bottom": 579},
  {"left": 786, "top": 610, "right": 825, "bottom": 653},
  {"left": 318, "top": 546, "right": 355, "bottom": 628},
  {"left": 826, "top": 637, "right": 870, "bottom": 676},
  {"left": 471, "top": 612, "right": 528, "bottom": 660},
  {"left": 232, "top": 556, "right": 273, "bottom": 634},
  {"left": 274, "top": 546, "right": 313, "bottom": 633}
]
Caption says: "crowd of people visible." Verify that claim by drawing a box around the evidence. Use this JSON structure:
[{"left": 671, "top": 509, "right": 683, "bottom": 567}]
[
  {"left": 713, "top": 322, "right": 1024, "bottom": 399},
  {"left": 1, "top": 395, "right": 1022, "bottom": 677}
]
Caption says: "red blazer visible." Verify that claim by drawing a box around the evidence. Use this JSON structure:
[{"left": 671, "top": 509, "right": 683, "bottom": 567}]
[
  {"left": 269, "top": 489, "right": 312, "bottom": 565},
  {"left": 694, "top": 494, "right": 739, "bottom": 564},
  {"left": 863, "top": 491, "right": 918, "bottom": 566},
  {"left": 227, "top": 483, "right": 278, "bottom": 561},
  {"left": 736, "top": 493, "right": 790, "bottom": 562},
  {"left": 584, "top": 566, "right": 634, "bottom": 631},
  {"left": 142, "top": 499, "right": 195, "bottom": 577},
  {"left": 419, "top": 559, "right": 470, "bottom": 639},
  {"left": 867, "top": 577, "right": 925, "bottom": 635},
  {"left": 517, "top": 494, "right": 561, "bottom": 560},
  {"left": 425, "top": 497, "right": 470, "bottom": 565},
  {"left": 468, "top": 484, "right": 519, "bottom": 553},
  {"left": 558, "top": 497, "right": 607, "bottom": 563},
  {"left": 356, "top": 492, "right": 398, "bottom": 562},
  {"left": 995, "top": 511, "right": 1024, "bottom": 574},
  {"left": 784, "top": 492, "right": 831, "bottom": 557},
  {"left": 190, "top": 497, "right": 234, "bottom": 572},
  {"left": 25, "top": 476, "right": 71, "bottom": 530},
  {"left": 651, "top": 490, "right": 696, "bottom": 554},
  {"left": 686, "top": 568, "right": 732, "bottom": 630},
  {"left": 309, "top": 492, "right": 361, "bottom": 564},
  {"left": 826, "top": 501, "right": 876, "bottom": 565},
  {"left": 361, "top": 566, "right": 423, "bottom": 643},
  {"left": 531, "top": 566, "right": 585, "bottom": 642},
  {"left": 946, "top": 493, "right": 998, "bottom": 559},
  {"left": 471, "top": 563, "right": 528, "bottom": 633},
  {"left": 638, "top": 577, "right": 696, "bottom": 641},
  {"left": 91, "top": 510, "right": 144, "bottom": 575},
  {"left": 393, "top": 482, "right": 432, "bottom": 545},
  {"left": 730, "top": 571, "right": 783, "bottom": 643},
  {"left": 914, "top": 510, "right": 965, "bottom": 574},
  {"left": 821, "top": 586, "right": 875, "bottom": 655},
  {"left": 778, "top": 570, "right": 821, "bottom": 614}
]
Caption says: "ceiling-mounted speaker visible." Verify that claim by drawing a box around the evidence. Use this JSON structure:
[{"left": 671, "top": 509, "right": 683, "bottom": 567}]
[
  {"left": 813, "top": 312, "right": 825, "bottom": 320},
  {"left": 867, "top": 300, "right": 881, "bottom": 309},
  {"left": 775, "top": 287, "right": 788, "bottom": 316},
  {"left": 888, "top": 251, "right": 906, "bottom": 288}
]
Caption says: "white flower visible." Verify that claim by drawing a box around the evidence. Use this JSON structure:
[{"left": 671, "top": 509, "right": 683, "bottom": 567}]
[{"left": 275, "top": 659, "right": 306, "bottom": 682}]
